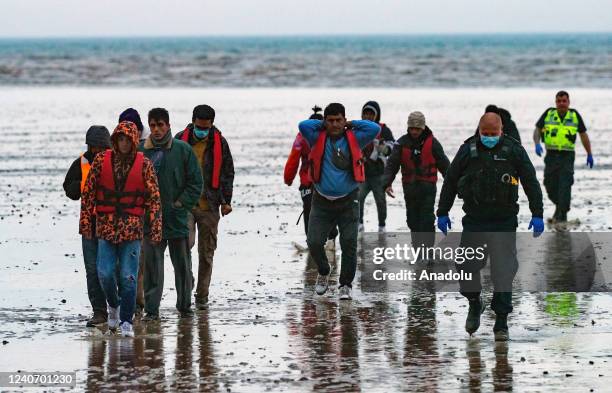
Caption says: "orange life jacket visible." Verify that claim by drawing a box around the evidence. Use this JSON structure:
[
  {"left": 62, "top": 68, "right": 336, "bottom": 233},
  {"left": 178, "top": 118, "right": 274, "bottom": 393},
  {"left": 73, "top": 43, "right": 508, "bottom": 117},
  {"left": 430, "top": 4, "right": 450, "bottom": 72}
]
[
  {"left": 95, "top": 150, "right": 146, "bottom": 217},
  {"left": 400, "top": 134, "right": 437, "bottom": 184},
  {"left": 309, "top": 130, "right": 365, "bottom": 183},
  {"left": 181, "top": 127, "right": 223, "bottom": 189},
  {"left": 80, "top": 154, "right": 91, "bottom": 192}
]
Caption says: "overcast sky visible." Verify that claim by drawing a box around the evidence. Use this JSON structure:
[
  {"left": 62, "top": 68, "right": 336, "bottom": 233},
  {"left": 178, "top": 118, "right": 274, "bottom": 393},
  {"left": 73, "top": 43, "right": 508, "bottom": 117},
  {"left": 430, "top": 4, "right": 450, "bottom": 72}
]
[{"left": 1, "top": 0, "right": 610, "bottom": 38}]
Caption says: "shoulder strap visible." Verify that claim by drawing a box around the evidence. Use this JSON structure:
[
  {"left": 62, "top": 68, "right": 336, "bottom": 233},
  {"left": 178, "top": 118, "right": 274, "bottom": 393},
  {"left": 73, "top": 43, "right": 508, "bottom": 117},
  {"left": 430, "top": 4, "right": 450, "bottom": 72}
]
[{"left": 469, "top": 142, "right": 478, "bottom": 159}]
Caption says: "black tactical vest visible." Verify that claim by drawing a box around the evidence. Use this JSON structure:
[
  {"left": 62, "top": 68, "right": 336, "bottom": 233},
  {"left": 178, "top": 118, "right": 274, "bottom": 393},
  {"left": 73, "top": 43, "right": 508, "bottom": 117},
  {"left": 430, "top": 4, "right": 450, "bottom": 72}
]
[{"left": 457, "top": 138, "right": 519, "bottom": 207}]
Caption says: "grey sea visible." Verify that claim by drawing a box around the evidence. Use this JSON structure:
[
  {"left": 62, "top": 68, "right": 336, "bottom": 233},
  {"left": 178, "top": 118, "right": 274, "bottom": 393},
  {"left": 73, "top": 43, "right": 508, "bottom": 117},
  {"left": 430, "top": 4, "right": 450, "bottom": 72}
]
[{"left": 0, "top": 33, "right": 611, "bottom": 87}]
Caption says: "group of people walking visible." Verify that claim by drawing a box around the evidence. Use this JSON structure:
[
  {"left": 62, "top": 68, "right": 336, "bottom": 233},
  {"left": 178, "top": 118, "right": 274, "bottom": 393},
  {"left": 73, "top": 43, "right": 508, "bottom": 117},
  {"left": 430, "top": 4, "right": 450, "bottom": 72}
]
[
  {"left": 63, "top": 106, "right": 234, "bottom": 337},
  {"left": 284, "top": 90, "right": 594, "bottom": 341},
  {"left": 63, "top": 90, "right": 593, "bottom": 341}
]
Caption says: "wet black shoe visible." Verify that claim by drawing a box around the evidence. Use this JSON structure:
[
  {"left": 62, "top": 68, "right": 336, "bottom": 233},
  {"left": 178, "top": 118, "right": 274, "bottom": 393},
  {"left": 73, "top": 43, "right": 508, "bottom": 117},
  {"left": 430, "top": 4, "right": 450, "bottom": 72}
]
[
  {"left": 465, "top": 297, "right": 486, "bottom": 335},
  {"left": 494, "top": 329, "right": 510, "bottom": 341},
  {"left": 134, "top": 304, "right": 144, "bottom": 319},
  {"left": 180, "top": 309, "right": 194, "bottom": 318},
  {"left": 195, "top": 297, "right": 209, "bottom": 310},
  {"left": 142, "top": 313, "right": 160, "bottom": 322},
  {"left": 86, "top": 311, "right": 108, "bottom": 327},
  {"left": 494, "top": 314, "right": 509, "bottom": 341}
]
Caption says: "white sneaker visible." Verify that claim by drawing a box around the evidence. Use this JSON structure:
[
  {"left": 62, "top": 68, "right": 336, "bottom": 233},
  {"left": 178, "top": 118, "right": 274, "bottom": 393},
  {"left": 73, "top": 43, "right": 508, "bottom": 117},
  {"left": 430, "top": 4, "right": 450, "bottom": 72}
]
[
  {"left": 339, "top": 286, "right": 352, "bottom": 300},
  {"left": 108, "top": 305, "right": 120, "bottom": 330},
  {"left": 378, "top": 226, "right": 386, "bottom": 233},
  {"left": 120, "top": 321, "right": 134, "bottom": 337},
  {"left": 315, "top": 274, "right": 329, "bottom": 295},
  {"left": 358, "top": 224, "right": 364, "bottom": 233},
  {"left": 325, "top": 239, "right": 335, "bottom": 251}
]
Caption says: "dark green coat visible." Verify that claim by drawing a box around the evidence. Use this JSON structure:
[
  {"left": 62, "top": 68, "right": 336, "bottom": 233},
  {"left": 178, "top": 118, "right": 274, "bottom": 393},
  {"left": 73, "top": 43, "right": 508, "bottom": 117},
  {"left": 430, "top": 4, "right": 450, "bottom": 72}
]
[
  {"left": 139, "top": 135, "right": 203, "bottom": 239},
  {"left": 437, "top": 135, "right": 543, "bottom": 221}
]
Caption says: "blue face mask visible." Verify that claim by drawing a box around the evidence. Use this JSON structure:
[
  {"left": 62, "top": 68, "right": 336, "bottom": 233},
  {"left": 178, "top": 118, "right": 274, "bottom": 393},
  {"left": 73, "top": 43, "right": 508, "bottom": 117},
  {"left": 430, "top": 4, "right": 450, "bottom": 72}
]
[
  {"left": 480, "top": 135, "right": 500, "bottom": 148},
  {"left": 193, "top": 126, "right": 210, "bottom": 139}
]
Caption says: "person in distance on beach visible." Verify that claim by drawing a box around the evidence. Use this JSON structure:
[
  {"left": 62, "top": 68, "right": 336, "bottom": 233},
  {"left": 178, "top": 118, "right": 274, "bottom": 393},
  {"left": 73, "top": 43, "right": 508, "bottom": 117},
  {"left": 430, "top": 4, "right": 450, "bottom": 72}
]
[{"left": 358, "top": 100, "right": 395, "bottom": 233}]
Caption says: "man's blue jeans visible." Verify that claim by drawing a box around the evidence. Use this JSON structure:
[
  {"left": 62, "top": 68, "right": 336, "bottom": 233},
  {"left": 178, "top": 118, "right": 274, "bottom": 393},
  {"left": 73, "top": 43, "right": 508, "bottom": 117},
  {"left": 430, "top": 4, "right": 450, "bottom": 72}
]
[{"left": 96, "top": 239, "right": 141, "bottom": 324}]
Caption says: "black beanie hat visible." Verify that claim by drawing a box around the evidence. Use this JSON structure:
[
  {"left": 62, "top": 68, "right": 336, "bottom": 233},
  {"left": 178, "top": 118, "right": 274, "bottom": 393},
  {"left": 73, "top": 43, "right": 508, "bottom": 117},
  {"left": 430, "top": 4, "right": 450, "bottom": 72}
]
[
  {"left": 85, "top": 125, "right": 111, "bottom": 148},
  {"left": 119, "top": 108, "right": 144, "bottom": 132}
]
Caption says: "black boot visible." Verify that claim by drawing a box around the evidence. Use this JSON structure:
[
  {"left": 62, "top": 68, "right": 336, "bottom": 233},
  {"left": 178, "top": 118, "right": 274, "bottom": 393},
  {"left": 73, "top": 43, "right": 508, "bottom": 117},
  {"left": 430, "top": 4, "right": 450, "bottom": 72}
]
[
  {"left": 86, "top": 310, "right": 108, "bottom": 327},
  {"left": 465, "top": 296, "right": 486, "bottom": 335},
  {"left": 556, "top": 208, "right": 567, "bottom": 223},
  {"left": 494, "top": 313, "right": 509, "bottom": 341}
]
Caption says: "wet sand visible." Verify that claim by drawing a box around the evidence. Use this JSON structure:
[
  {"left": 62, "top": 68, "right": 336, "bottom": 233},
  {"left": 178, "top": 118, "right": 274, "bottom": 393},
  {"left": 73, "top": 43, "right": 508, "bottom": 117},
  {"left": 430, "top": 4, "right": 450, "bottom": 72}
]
[{"left": 1, "top": 87, "right": 611, "bottom": 392}]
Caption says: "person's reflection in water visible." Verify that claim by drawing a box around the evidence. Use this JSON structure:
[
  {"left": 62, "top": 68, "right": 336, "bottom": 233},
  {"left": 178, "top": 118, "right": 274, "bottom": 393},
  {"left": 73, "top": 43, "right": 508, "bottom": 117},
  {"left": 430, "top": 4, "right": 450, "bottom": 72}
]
[
  {"left": 493, "top": 341, "right": 513, "bottom": 392},
  {"left": 403, "top": 284, "right": 440, "bottom": 391},
  {"left": 465, "top": 338, "right": 484, "bottom": 392},
  {"left": 197, "top": 308, "right": 219, "bottom": 391},
  {"left": 139, "top": 321, "right": 167, "bottom": 390},
  {"left": 85, "top": 336, "right": 106, "bottom": 391},
  {"left": 173, "top": 317, "right": 196, "bottom": 390}
]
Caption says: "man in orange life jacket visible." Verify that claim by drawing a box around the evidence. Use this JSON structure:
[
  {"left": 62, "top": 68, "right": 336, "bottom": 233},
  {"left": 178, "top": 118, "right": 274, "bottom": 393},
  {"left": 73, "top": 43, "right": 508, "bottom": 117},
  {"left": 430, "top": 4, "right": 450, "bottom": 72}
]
[
  {"left": 383, "top": 111, "right": 449, "bottom": 249},
  {"left": 358, "top": 101, "right": 395, "bottom": 233},
  {"left": 284, "top": 106, "right": 338, "bottom": 245},
  {"left": 299, "top": 103, "right": 380, "bottom": 300},
  {"left": 175, "top": 104, "right": 235, "bottom": 309},
  {"left": 80, "top": 121, "right": 162, "bottom": 337},
  {"left": 63, "top": 125, "right": 111, "bottom": 327}
]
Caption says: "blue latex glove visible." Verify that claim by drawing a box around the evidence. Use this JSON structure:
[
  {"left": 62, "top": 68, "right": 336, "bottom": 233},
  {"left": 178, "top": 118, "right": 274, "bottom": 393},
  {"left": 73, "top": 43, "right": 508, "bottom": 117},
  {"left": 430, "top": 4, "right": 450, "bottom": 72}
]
[
  {"left": 528, "top": 217, "right": 544, "bottom": 238},
  {"left": 437, "top": 216, "right": 451, "bottom": 235},
  {"left": 587, "top": 154, "right": 594, "bottom": 168},
  {"left": 535, "top": 143, "right": 543, "bottom": 157}
]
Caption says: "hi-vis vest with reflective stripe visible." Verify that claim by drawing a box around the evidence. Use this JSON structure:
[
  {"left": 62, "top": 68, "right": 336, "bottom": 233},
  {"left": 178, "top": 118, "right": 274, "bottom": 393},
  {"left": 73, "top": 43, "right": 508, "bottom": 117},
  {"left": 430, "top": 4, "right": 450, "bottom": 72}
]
[
  {"left": 80, "top": 154, "right": 91, "bottom": 192},
  {"left": 542, "top": 109, "right": 579, "bottom": 151}
]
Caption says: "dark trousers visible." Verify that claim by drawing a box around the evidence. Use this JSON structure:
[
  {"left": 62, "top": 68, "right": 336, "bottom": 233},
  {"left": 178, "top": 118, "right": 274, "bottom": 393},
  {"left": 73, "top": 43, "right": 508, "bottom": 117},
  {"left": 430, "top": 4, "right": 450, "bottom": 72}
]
[
  {"left": 456, "top": 215, "right": 518, "bottom": 315},
  {"left": 358, "top": 174, "right": 387, "bottom": 227},
  {"left": 301, "top": 186, "right": 338, "bottom": 239},
  {"left": 544, "top": 150, "right": 575, "bottom": 220},
  {"left": 403, "top": 181, "right": 437, "bottom": 248},
  {"left": 81, "top": 236, "right": 107, "bottom": 314},
  {"left": 307, "top": 189, "right": 359, "bottom": 287},
  {"left": 143, "top": 237, "right": 193, "bottom": 315},
  {"left": 188, "top": 208, "right": 220, "bottom": 302}
]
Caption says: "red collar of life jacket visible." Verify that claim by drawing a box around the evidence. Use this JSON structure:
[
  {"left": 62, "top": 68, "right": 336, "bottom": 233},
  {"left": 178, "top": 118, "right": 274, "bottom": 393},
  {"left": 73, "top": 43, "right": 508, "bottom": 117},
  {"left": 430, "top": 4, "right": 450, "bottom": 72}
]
[
  {"left": 400, "top": 133, "right": 437, "bottom": 183},
  {"left": 309, "top": 129, "right": 365, "bottom": 183},
  {"left": 96, "top": 150, "right": 146, "bottom": 217},
  {"left": 181, "top": 127, "right": 223, "bottom": 189}
]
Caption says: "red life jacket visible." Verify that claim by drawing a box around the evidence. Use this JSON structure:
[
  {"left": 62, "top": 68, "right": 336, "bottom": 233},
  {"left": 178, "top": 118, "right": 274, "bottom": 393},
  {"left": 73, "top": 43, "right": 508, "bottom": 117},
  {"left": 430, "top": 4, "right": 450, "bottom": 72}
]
[
  {"left": 181, "top": 127, "right": 223, "bottom": 189},
  {"left": 96, "top": 150, "right": 146, "bottom": 217},
  {"left": 309, "top": 130, "right": 365, "bottom": 183},
  {"left": 400, "top": 134, "right": 437, "bottom": 184}
]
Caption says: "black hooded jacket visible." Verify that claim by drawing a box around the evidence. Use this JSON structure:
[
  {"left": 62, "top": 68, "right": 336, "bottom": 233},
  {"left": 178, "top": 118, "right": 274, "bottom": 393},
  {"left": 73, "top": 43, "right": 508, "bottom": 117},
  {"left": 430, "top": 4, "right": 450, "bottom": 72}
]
[
  {"left": 474, "top": 107, "right": 521, "bottom": 143},
  {"left": 361, "top": 101, "right": 395, "bottom": 176}
]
